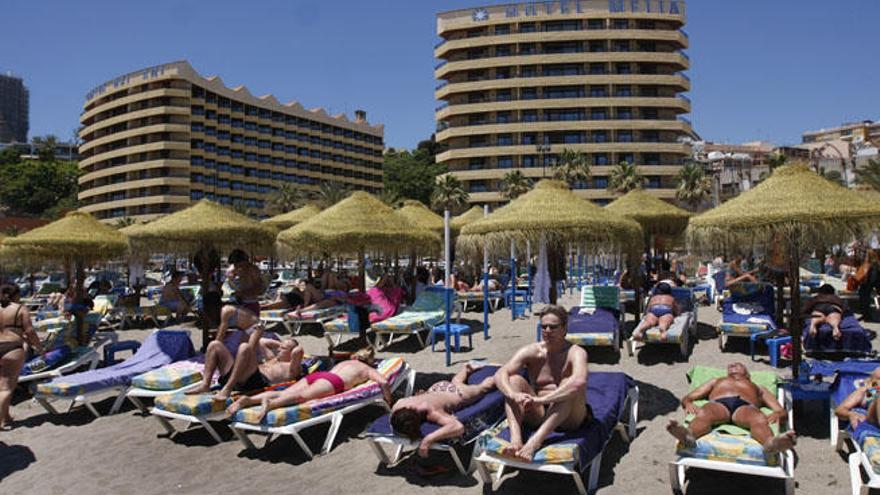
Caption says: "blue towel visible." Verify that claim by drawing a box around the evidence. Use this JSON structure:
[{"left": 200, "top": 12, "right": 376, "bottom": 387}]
[
  {"left": 568, "top": 307, "right": 619, "bottom": 335},
  {"left": 802, "top": 314, "right": 871, "bottom": 354}
]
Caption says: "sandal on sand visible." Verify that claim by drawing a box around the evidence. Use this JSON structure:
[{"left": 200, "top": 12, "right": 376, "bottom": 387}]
[{"left": 416, "top": 465, "right": 451, "bottom": 477}]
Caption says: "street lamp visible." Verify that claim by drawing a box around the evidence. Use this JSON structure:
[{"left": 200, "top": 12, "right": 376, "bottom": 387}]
[{"left": 536, "top": 144, "right": 551, "bottom": 178}]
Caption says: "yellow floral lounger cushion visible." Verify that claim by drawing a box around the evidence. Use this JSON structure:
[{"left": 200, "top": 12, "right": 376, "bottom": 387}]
[
  {"left": 479, "top": 420, "right": 579, "bottom": 467},
  {"left": 566, "top": 333, "right": 614, "bottom": 347},
  {"left": 233, "top": 357, "right": 405, "bottom": 427},
  {"left": 644, "top": 314, "right": 688, "bottom": 344},
  {"left": 862, "top": 436, "right": 880, "bottom": 474},
  {"left": 132, "top": 360, "right": 204, "bottom": 391}
]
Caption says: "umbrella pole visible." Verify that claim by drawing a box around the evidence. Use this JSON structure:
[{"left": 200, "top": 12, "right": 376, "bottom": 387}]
[
  {"left": 526, "top": 241, "right": 533, "bottom": 311},
  {"left": 358, "top": 248, "right": 366, "bottom": 293},
  {"left": 789, "top": 239, "right": 803, "bottom": 379},
  {"left": 510, "top": 239, "right": 517, "bottom": 322},
  {"left": 74, "top": 259, "right": 86, "bottom": 345},
  {"left": 483, "top": 204, "right": 490, "bottom": 340},
  {"left": 444, "top": 209, "right": 452, "bottom": 367}
]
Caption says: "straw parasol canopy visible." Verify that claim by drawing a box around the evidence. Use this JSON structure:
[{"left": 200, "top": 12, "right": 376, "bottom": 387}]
[
  {"left": 687, "top": 164, "right": 880, "bottom": 253},
  {"left": 687, "top": 164, "right": 880, "bottom": 377},
  {"left": 605, "top": 189, "right": 691, "bottom": 237},
  {"left": 451, "top": 206, "right": 485, "bottom": 233},
  {"left": 458, "top": 179, "right": 642, "bottom": 257},
  {"left": 124, "top": 200, "right": 276, "bottom": 257},
  {"left": 1, "top": 211, "right": 127, "bottom": 265},
  {"left": 277, "top": 191, "right": 440, "bottom": 257},
  {"left": 397, "top": 200, "right": 444, "bottom": 234},
  {"left": 261, "top": 204, "right": 322, "bottom": 231}
]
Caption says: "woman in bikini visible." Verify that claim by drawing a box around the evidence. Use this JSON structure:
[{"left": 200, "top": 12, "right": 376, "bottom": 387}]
[
  {"left": 226, "top": 348, "right": 391, "bottom": 422},
  {"left": 390, "top": 363, "right": 495, "bottom": 457},
  {"left": 0, "top": 284, "right": 44, "bottom": 430},
  {"left": 631, "top": 282, "right": 680, "bottom": 341},
  {"left": 804, "top": 283, "right": 848, "bottom": 340},
  {"left": 835, "top": 367, "right": 880, "bottom": 429}
]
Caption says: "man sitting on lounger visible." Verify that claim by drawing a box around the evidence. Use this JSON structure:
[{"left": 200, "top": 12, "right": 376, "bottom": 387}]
[
  {"left": 494, "top": 305, "right": 590, "bottom": 462},
  {"left": 835, "top": 367, "right": 880, "bottom": 429},
  {"left": 631, "top": 282, "right": 680, "bottom": 341},
  {"left": 390, "top": 363, "right": 496, "bottom": 457},
  {"left": 216, "top": 249, "right": 265, "bottom": 343},
  {"left": 226, "top": 348, "right": 391, "bottom": 422},
  {"left": 187, "top": 324, "right": 304, "bottom": 400},
  {"left": 667, "top": 362, "right": 796, "bottom": 455}
]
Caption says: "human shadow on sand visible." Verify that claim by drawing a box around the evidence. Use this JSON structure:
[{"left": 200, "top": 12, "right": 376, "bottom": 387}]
[
  {"left": 634, "top": 380, "right": 679, "bottom": 421},
  {"left": 14, "top": 394, "right": 139, "bottom": 429},
  {"left": 0, "top": 442, "right": 36, "bottom": 481},
  {"left": 683, "top": 469, "right": 790, "bottom": 495},
  {"left": 371, "top": 449, "right": 480, "bottom": 489}
]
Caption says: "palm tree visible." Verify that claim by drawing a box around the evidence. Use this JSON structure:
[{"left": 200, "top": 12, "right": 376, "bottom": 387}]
[
  {"left": 315, "top": 181, "right": 351, "bottom": 209},
  {"left": 607, "top": 161, "right": 645, "bottom": 194},
  {"left": 231, "top": 201, "right": 254, "bottom": 218},
  {"left": 378, "top": 189, "right": 402, "bottom": 208},
  {"left": 265, "top": 183, "right": 306, "bottom": 215},
  {"left": 856, "top": 158, "right": 880, "bottom": 193},
  {"left": 431, "top": 174, "right": 469, "bottom": 213},
  {"left": 499, "top": 170, "right": 532, "bottom": 201},
  {"left": 675, "top": 162, "right": 713, "bottom": 211},
  {"left": 552, "top": 149, "right": 591, "bottom": 188},
  {"left": 113, "top": 217, "right": 136, "bottom": 229},
  {"left": 767, "top": 152, "right": 787, "bottom": 171}
]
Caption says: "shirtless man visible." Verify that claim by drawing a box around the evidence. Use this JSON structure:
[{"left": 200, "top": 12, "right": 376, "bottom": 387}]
[
  {"left": 494, "top": 305, "right": 589, "bottom": 461},
  {"left": 216, "top": 249, "right": 265, "bottom": 343},
  {"left": 632, "top": 282, "right": 680, "bottom": 341},
  {"left": 187, "top": 324, "right": 304, "bottom": 401},
  {"left": 226, "top": 348, "right": 391, "bottom": 422},
  {"left": 667, "top": 362, "right": 796, "bottom": 455},
  {"left": 835, "top": 367, "right": 880, "bottom": 429},
  {"left": 390, "top": 363, "right": 495, "bottom": 457}
]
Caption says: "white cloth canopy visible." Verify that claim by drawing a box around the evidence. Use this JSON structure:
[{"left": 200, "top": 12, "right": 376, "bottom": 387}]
[{"left": 534, "top": 237, "right": 551, "bottom": 304}]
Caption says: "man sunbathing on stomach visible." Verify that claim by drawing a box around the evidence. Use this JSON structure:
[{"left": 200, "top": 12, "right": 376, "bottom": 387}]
[
  {"left": 667, "top": 362, "right": 796, "bottom": 455},
  {"left": 494, "top": 305, "right": 590, "bottom": 462},
  {"left": 187, "top": 324, "right": 304, "bottom": 400},
  {"left": 226, "top": 348, "right": 391, "bottom": 422},
  {"left": 390, "top": 362, "right": 495, "bottom": 457}
]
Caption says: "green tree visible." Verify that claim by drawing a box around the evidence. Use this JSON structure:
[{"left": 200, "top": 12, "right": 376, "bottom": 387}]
[
  {"left": 31, "top": 135, "right": 59, "bottom": 162},
  {"left": 378, "top": 189, "right": 403, "bottom": 208},
  {"left": 431, "top": 174, "right": 469, "bottom": 213},
  {"left": 552, "top": 149, "right": 591, "bottom": 187},
  {"left": 767, "top": 152, "right": 787, "bottom": 171},
  {"left": 383, "top": 148, "right": 446, "bottom": 205},
  {"left": 0, "top": 145, "right": 20, "bottom": 165},
  {"left": 315, "top": 181, "right": 350, "bottom": 209},
  {"left": 856, "top": 159, "right": 880, "bottom": 192},
  {"left": 113, "top": 217, "right": 136, "bottom": 229},
  {"left": 265, "top": 183, "right": 306, "bottom": 215},
  {"left": 500, "top": 170, "right": 532, "bottom": 200},
  {"left": 0, "top": 159, "right": 80, "bottom": 217},
  {"left": 675, "top": 162, "right": 713, "bottom": 211},
  {"left": 231, "top": 200, "right": 256, "bottom": 218},
  {"left": 607, "top": 161, "right": 645, "bottom": 194}
]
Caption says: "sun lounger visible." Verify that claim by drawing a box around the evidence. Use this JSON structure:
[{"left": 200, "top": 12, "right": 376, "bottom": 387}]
[
  {"left": 369, "top": 288, "right": 446, "bottom": 350},
  {"left": 365, "top": 364, "right": 506, "bottom": 475},
  {"left": 473, "top": 372, "right": 638, "bottom": 495},
  {"left": 148, "top": 355, "right": 326, "bottom": 443},
  {"left": 454, "top": 290, "right": 503, "bottom": 320},
  {"left": 807, "top": 359, "right": 880, "bottom": 450},
  {"left": 229, "top": 357, "right": 414, "bottom": 458},
  {"left": 627, "top": 287, "right": 697, "bottom": 359},
  {"left": 561, "top": 286, "right": 623, "bottom": 352},
  {"left": 668, "top": 366, "right": 794, "bottom": 495},
  {"left": 260, "top": 305, "right": 346, "bottom": 335},
  {"left": 33, "top": 329, "right": 195, "bottom": 418},
  {"left": 718, "top": 283, "right": 776, "bottom": 351},
  {"left": 803, "top": 313, "right": 872, "bottom": 357},
  {"left": 19, "top": 315, "right": 117, "bottom": 385}
]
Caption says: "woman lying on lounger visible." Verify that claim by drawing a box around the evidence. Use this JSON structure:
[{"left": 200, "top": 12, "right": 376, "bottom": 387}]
[
  {"left": 390, "top": 363, "right": 495, "bottom": 457},
  {"left": 835, "top": 367, "right": 880, "bottom": 429},
  {"left": 226, "top": 348, "right": 391, "bottom": 421},
  {"left": 804, "top": 284, "right": 848, "bottom": 340},
  {"left": 289, "top": 278, "right": 345, "bottom": 317},
  {"left": 631, "top": 282, "right": 680, "bottom": 341}
]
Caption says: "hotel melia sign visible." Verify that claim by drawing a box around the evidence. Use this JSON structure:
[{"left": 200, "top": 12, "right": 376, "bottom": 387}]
[{"left": 470, "top": 0, "right": 683, "bottom": 21}]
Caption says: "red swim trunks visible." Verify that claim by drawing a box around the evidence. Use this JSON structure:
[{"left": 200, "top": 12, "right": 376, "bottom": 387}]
[{"left": 305, "top": 371, "right": 345, "bottom": 394}]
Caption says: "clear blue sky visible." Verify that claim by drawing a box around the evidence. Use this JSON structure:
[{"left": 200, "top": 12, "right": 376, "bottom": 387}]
[{"left": 1, "top": 0, "right": 877, "bottom": 149}]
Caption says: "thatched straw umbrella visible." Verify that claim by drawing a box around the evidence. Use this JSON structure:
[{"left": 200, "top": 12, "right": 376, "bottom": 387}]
[
  {"left": 396, "top": 200, "right": 445, "bottom": 301},
  {"left": 125, "top": 200, "right": 276, "bottom": 345},
  {"left": 261, "top": 204, "right": 322, "bottom": 231},
  {"left": 278, "top": 192, "right": 440, "bottom": 292},
  {"left": 687, "top": 164, "right": 880, "bottom": 377},
  {"left": 451, "top": 206, "right": 485, "bottom": 234},
  {"left": 1, "top": 211, "right": 127, "bottom": 343},
  {"left": 459, "top": 180, "right": 642, "bottom": 303}
]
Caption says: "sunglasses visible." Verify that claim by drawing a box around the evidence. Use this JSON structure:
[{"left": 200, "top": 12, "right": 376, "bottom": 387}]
[{"left": 540, "top": 323, "right": 562, "bottom": 330}]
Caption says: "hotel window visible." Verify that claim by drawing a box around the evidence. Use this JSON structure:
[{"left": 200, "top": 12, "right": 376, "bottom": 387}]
[
  {"left": 497, "top": 156, "right": 514, "bottom": 168},
  {"left": 191, "top": 87, "right": 205, "bottom": 98},
  {"left": 544, "top": 41, "right": 580, "bottom": 54},
  {"left": 469, "top": 136, "right": 489, "bottom": 148},
  {"left": 523, "top": 155, "right": 537, "bottom": 167},
  {"left": 258, "top": 125, "right": 271, "bottom": 134},
  {"left": 612, "top": 19, "right": 629, "bottom": 29},
  {"left": 205, "top": 93, "right": 217, "bottom": 104},
  {"left": 588, "top": 41, "right": 606, "bottom": 52},
  {"left": 218, "top": 147, "right": 230, "bottom": 156},
  {"left": 593, "top": 131, "right": 607, "bottom": 143},
  {"left": 618, "top": 131, "right": 633, "bottom": 143},
  {"left": 245, "top": 106, "right": 258, "bottom": 116},
  {"left": 641, "top": 107, "right": 658, "bottom": 119},
  {"left": 230, "top": 165, "right": 242, "bottom": 174},
  {"left": 273, "top": 128, "right": 285, "bottom": 137},
  {"left": 543, "top": 20, "right": 581, "bottom": 31},
  {"left": 521, "top": 88, "right": 538, "bottom": 100},
  {"left": 192, "top": 106, "right": 205, "bottom": 116},
  {"left": 612, "top": 41, "right": 630, "bottom": 52},
  {"left": 519, "top": 22, "right": 536, "bottom": 33},
  {"left": 244, "top": 121, "right": 257, "bottom": 131},
  {"left": 640, "top": 86, "right": 659, "bottom": 97},
  {"left": 285, "top": 145, "right": 297, "bottom": 153},
  {"left": 469, "top": 180, "right": 488, "bottom": 192},
  {"left": 642, "top": 130, "right": 659, "bottom": 143},
  {"left": 522, "top": 133, "right": 537, "bottom": 145},
  {"left": 497, "top": 134, "right": 513, "bottom": 146},
  {"left": 594, "top": 153, "right": 609, "bottom": 165},
  {"left": 496, "top": 111, "right": 512, "bottom": 124},
  {"left": 496, "top": 89, "right": 512, "bottom": 101},
  {"left": 544, "top": 64, "right": 581, "bottom": 76},
  {"left": 522, "top": 110, "right": 538, "bottom": 122},
  {"left": 495, "top": 45, "right": 512, "bottom": 57},
  {"left": 245, "top": 153, "right": 257, "bottom": 162},
  {"left": 587, "top": 19, "right": 604, "bottom": 30},
  {"left": 258, "top": 155, "right": 270, "bottom": 163},
  {"left": 205, "top": 127, "right": 217, "bottom": 136},
  {"left": 616, "top": 63, "right": 632, "bottom": 75},
  {"left": 205, "top": 110, "right": 217, "bottom": 120},
  {"left": 520, "top": 65, "right": 537, "bottom": 77},
  {"left": 643, "top": 153, "right": 660, "bottom": 165},
  {"left": 467, "top": 48, "right": 485, "bottom": 60},
  {"left": 617, "top": 107, "right": 633, "bottom": 119},
  {"left": 545, "top": 86, "right": 583, "bottom": 99},
  {"left": 547, "top": 109, "right": 583, "bottom": 121},
  {"left": 591, "top": 110, "right": 607, "bottom": 120},
  {"left": 191, "top": 123, "right": 204, "bottom": 133},
  {"left": 217, "top": 162, "right": 230, "bottom": 172},
  {"left": 496, "top": 67, "right": 512, "bottom": 79},
  {"left": 231, "top": 102, "right": 243, "bottom": 112},
  {"left": 218, "top": 98, "right": 230, "bottom": 109},
  {"left": 593, "top": 177, "right": 608, "bottom": 189},
  {"left": 563, "top": 132, "right": 584, "bottom": 144},
  {"left": 272, "top": 143, "right": 284, "bottom": 151},
  {"left": 589, "top": 63, "right": 606, "bottom": 75},
  {"left": 615, "top": 86, "right": 632, "bottom": 97},
  {"left": 232, "top": 134, "right": 243, "bottom": 143},
  {"left": 646, "top": 176, "right": 661, "bottom": 189},
  {"left": 620, "top": 153, "right": 635, "bottom": 163},
  {"left": 204, "top": 143, "right": 216, "bottom": 153},
  {"left": 204, "top": 159, "right": 215, "bottom": 169},
  {"left": 589, "top": 86, "right": 607, "bottom": 97},
  {"left": 494, "top": 24, "right": 510, "bottom": 35},
  {"left": 190, "top": 156, "right": 204, "bottom": 166},
  {"left": 244, "top": 137, "right": 257, "bottom": 146},
  {"left": 259, "top": 109, "right": 271, "bottom": 119}
]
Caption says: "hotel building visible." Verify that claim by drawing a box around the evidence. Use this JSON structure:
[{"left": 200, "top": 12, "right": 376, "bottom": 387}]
[
  {"left": 77, "top": 61, "right": 384, "bottom": 221},
  {"left": 434, "top": 0, "right": 693, "bottom": 204}
]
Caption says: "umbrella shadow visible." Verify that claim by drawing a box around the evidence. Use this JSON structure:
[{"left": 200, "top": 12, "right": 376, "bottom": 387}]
[
  {"left": 0, "top": 442, "right": 36, "bottom": 481},
  {"left": 683, "top": 469, "right": 790, "bottom": 495},
  {"left": 634, "top": 380, "right": 680, "bottom": 421},
  {"left": 371, "top": 446, "right": 480, "bottom": 488}
]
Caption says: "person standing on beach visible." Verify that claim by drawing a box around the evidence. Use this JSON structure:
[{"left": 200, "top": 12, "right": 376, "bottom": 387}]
[
  {"left": 215, "top": 249, "right": 265, "bottom": 342},
  {"left": 493, "top": 305, "right": 589, "bottom": 461}
]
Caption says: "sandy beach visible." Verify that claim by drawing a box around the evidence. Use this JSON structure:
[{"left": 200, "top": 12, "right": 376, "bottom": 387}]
[{"left": 0, "top": 292, "right": 867, "bottom": 495}]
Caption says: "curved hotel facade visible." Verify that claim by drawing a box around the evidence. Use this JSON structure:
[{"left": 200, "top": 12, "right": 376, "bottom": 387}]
[
  {"left": 435, "top": 0, "right": 692, "bottom": 204},
  {"left": 78, "top": 61, "right": 384, "bottom": 221}
]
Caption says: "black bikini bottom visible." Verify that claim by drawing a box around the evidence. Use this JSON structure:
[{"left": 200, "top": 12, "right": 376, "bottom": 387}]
[
  {"left": 712, "top": 396, "right": 754, "bottom": 416},
  {"left": 0, "top": 341, "right": 24, "bottom": 359}
]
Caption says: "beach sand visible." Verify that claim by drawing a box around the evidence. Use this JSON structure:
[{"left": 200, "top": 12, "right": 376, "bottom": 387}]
[{"left": 1, "top": 293, "right": 866, "bottom": 495}]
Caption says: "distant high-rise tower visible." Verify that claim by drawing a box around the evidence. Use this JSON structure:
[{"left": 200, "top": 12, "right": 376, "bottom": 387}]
[{"left": 0, "top": 72, "right": 29, "bottom": 143}]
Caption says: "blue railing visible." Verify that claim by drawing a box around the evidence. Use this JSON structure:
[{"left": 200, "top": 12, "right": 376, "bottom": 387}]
[
  {"left": 435, "top": 102, "right": 449, "bottom": 112},
  {"left": 677, "top": 50, "right": 690, "bottom": 61},
  {"left": 435, "top": 81, "right": 448, "bottom": 90},
  {"left": 678, "top": 94, "right": 691, "bottom": 104},
  {"left": 434, "top": 39, "right": 446, "bottom": 49},
  {"left": 679, "top": 29, "right": 689, "bottom": 38},
  {"left": 678, "top": 116, "right": 692, "bottom": 126},
  {"left": 676, "top": 72, "right": 691, "bottom": 82},
  {"left": 434, "top": 60, "right": 448, "bottom": 70}
]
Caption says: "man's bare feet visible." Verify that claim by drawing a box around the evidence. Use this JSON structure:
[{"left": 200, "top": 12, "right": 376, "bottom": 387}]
[
  {"left": 185, "top": 384, "right": 212, "bottom": 395},
  {"left": 255, "top": 396, "right": 272, "bottom": 423},
  {"left": 501, "top": 441, "right": 523, "bottom": 459},
  {"left": 515, "top": 438, "right": 541, "bottom": 462},
  {"left": 666, "top": 420, "right": 696, "bottom": 448},
  {"left": 226, "top": 397, "right": 249, "bottom": 416},
  {"left": 764, "top": 431, "right": 797, "bottom": 454},
  {"left": 212, "top": 389, "right": 232, "bottom": 402}
]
